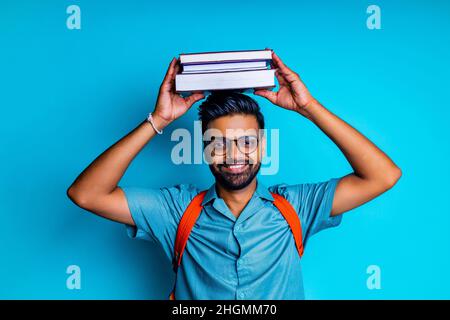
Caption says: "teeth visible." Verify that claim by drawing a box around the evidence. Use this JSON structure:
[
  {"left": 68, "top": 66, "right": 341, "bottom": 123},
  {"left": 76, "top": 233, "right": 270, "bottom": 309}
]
[{"left": 229, "top": 164, "right": 245, "bottom": 168}]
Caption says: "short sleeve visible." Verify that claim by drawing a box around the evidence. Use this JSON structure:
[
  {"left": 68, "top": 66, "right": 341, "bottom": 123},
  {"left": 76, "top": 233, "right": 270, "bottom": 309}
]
[
  {"left": 120, "top": 184, "right": 199, "bottom": 253},
  {"left": 270, "top": 177, "right": 343, "bottom": 248}
]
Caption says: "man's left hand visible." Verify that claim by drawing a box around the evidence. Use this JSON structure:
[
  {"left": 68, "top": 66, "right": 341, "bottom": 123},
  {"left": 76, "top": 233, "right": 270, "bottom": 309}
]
[{"left": 254, "top": 51, "right": 316, "bottom": 118}]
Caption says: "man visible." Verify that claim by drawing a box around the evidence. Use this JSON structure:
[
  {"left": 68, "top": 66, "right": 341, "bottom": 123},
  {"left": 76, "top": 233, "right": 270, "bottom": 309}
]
[{"left": 67, "top": 51, "right": 401, "bottom": 299}]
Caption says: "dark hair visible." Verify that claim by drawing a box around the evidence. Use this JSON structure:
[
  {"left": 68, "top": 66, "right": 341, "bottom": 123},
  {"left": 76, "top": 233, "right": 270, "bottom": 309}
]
[{"left": 197, "top": 90, "right": 265, "bottom": 134}]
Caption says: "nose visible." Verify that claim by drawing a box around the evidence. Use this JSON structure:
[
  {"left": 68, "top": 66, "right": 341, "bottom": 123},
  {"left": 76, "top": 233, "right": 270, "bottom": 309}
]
[{"left": 227, "top": 140, "right": 245, "bottom": 163}]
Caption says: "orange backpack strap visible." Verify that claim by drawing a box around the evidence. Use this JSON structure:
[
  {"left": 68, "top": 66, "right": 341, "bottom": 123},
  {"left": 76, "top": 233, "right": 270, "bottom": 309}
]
[
  {"left": 271, "top": 192, "right": 304, "bottom": 257},
  {"left": 169, "top": 190, "right": 207, "bottom": 300},
  {"left": 172, "top": 190, "right": 208, "bottom": 271}
]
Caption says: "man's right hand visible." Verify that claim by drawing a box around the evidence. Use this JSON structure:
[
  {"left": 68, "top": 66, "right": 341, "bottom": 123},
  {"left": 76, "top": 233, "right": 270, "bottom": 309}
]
[
  {"left": 152, "top": 57, "right": 205, "bottom": 129},
  {"left": 67, "top": 56, "right": 205, "bottom": 226}
]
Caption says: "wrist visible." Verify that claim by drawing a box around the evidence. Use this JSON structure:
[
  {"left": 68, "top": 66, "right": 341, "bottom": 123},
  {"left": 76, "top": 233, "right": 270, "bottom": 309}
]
[
  {"left": 295, "top": 98, "right": 320, "bottom": 120},
  {"left": 151, "top": 112, "right": 171, "bottom": 130}
]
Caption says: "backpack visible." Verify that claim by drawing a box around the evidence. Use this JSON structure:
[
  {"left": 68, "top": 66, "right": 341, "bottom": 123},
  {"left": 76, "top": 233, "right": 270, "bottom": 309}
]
[{"left": 169, "top": 189, "right": 304, "bottom": 300}]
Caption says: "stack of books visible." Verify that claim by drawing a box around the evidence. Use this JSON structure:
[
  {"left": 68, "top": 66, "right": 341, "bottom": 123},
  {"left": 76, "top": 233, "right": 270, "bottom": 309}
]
[{"left": 175, "top": 49, "right": 275, "bottom": 93}]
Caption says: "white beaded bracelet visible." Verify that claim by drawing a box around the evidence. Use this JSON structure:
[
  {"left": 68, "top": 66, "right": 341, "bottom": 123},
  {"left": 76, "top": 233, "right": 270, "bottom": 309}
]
[{"left": 146, "top": 112, "right": 163, "bottom": 135}]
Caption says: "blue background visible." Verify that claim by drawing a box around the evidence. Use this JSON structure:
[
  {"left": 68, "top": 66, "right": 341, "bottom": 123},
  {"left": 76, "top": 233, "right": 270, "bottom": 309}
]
[{"left": 1, "top": 0, "right": 449, "bottom": 299}]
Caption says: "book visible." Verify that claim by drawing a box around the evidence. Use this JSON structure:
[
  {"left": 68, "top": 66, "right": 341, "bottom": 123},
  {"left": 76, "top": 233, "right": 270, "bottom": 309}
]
[
  {"left": 182, "top": 61, "right": 268, "bottom": 73},
  {"left": 175, "top": 49, "right": 275, "bottom": 93},
  {"left": 175, "top": 69, "right": 275, "bottom": 92},
  {"left": 179, "top": 49, "right": 272, "bottom": 65}
]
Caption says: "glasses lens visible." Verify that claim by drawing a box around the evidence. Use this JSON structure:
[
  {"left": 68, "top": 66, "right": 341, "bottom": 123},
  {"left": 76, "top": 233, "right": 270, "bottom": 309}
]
[
  {"left": 211, "top": 137, "right": 227, "bottom": 155},
  {"left": 237, "top": 136, "right": 258, "bottom": 154}
]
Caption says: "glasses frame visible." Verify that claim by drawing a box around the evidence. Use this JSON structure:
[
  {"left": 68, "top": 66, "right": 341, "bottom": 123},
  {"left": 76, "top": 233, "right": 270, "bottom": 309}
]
[{"left": 204, "top": 135, "right": 260, "bottom": 156}]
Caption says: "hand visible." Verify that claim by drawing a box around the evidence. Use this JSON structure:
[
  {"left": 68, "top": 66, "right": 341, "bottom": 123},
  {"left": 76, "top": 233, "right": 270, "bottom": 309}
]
[
  {"left": 152, "top": 58, "right": 205, "bottom": 128},
  {"left": 254, "top": 51, "right": 317, "bottom": 118}
]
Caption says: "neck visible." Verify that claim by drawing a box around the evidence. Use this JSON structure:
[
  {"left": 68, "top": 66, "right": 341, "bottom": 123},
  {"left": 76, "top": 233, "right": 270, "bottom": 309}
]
[{"left": 215, "top": 178, "right": 257, "bottom": 218}]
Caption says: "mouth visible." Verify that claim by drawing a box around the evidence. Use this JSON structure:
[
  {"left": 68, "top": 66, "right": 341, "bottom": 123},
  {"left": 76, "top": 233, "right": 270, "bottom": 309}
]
[{"left": 220, "top": 163, "right": 249, "bottom": 174}]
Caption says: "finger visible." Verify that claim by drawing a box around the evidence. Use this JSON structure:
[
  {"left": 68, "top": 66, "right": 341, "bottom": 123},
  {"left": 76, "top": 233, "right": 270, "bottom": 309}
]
[
  {"left": 173, "top": 62, "right": 180, "bottom": 78},
  {"left": 272, "top": 51, "right": 293, "bottom": 73},
  {"left": 274, "top": 68, "right": 287, "bottom": 86},
  {"left": 160, "top": 57, "right": 178, "bottom": 91},
  {"left": 275, "top": 65, "right": 300, "bottom": 85},
  {"left": 272, "top": 52, "right": 300, "bottom": 84},
  {"left": 184, "top": 92, "right": 205, "bottom": 107},
  {"left": 168, "top": 62, "right": 181, "bottom": 93},
  {"left": 265, "top": 49, "right": 291, "bottom": 85},
  {"left": 163, "top": 57, "right": 177, "bottom": 82},
  {"left": 253, "top": 89, "right": 278, "bottom": 104},
  {"left": 270, "top": 51, "right": 280, "bottom": 69}
]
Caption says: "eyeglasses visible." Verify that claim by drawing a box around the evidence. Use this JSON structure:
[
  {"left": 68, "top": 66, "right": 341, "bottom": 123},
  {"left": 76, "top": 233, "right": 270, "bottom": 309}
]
[{"left": 205, "top": 135, "right": 259, "bottom": 155}]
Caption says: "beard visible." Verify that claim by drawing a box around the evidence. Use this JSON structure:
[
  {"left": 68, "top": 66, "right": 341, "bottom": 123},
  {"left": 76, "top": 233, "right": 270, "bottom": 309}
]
[{"left": 209, "top": 160, "right": 261, "bottom": 191}]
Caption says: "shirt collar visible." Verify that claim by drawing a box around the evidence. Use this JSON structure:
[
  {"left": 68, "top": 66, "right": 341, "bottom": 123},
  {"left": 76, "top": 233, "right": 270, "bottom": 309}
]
[
  {"left": 201, "top": 179, "right": 274, "bottom": 206},
  {"left": 255, "top": 180, "right": 275, "bottom": 202}
]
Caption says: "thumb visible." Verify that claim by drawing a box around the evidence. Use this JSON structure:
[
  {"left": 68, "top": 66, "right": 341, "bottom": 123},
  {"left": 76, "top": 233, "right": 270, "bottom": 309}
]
[
  {"left": 184, "top": 92, "right": 205, "bottom": 107},
  {"left": 254, "top": 89, "right": 277, "bottom": 104}
]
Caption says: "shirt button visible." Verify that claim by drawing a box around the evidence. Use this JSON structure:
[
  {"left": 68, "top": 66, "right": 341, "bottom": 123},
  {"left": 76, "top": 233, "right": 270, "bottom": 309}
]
[
  {"left": 235, "top": 225, "right": 241, "bottom": 231},
  {"left": 239, "top": 292, "right": 245, "bottom": 298}
]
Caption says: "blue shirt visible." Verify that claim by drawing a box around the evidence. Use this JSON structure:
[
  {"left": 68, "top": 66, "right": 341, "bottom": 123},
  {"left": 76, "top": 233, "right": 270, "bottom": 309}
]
[{"left": 122, "top": 177, "right": 343, "bottom": 300}]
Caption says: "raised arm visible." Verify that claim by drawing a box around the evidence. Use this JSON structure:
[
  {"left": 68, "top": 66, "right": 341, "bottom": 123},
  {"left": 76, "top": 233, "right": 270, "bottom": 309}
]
[
  {"left": 254, "top": 50, "right": 401, "bottom": 216},
  {"left": 67, "top": 58, "right": 204, "bottom": 225}
]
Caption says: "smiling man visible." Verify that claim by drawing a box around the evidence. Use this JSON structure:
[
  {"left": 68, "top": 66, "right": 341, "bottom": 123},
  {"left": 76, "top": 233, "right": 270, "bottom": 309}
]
[{"left": 67, "top": 51, "right": 401, "bottom": 300}]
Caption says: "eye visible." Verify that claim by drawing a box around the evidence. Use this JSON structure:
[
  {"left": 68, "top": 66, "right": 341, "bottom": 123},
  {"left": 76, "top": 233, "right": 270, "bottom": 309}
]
[
  {"left": 214, "top": 141, "right": 225, "bottom": 148},
  {"left": 240, "top": 136, "right": 257, "bottom": 146},
  {"left": 211, "top": 137, "right": 226, "bottom": 149}
]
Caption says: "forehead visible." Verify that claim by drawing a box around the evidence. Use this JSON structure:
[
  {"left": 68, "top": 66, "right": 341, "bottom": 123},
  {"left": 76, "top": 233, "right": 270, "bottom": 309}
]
[{"left": 206, "top": 114, "right": 259, "bottom": 137}]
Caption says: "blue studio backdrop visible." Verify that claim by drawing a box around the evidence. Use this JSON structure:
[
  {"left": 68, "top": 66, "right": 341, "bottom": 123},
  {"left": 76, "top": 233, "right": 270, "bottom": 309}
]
[{"left": 1, "top": 0, "right": 449, "bottom": 299}]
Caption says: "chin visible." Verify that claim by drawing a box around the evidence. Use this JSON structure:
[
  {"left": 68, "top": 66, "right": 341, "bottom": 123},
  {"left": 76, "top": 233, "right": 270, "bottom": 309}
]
[
  {"left": 210, "top": 163, "right": 261, "bottom": 191},
  {"left": 221, "top": 178, "right": 253, "bottom": 191}
]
